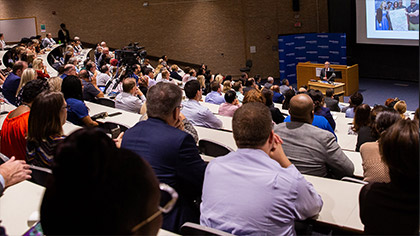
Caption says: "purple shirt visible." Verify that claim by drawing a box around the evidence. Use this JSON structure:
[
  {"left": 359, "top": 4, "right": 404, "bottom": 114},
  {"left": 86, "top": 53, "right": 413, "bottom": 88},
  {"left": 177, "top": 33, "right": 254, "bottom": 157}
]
[
  {"left": 205, "top": 91, "right": 225, "bottom": 105},
  {"left": 218, "top": 103, "right": 241, "bottom": 117},
  {"left": 200, "top": 148, "right": 323, "bottom": 236}
]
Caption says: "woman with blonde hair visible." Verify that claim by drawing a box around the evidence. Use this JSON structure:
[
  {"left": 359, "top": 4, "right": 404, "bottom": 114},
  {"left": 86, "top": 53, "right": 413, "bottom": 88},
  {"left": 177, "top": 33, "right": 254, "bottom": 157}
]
[
  {"left": 48, "top": 77, "right": 63, "bottom": 92},
  {"left": 16, "top": 68, "right": 37, "bottom": 97},
  {"left": 197, "top": 75, "right": 206, "bottom": 92},
  {"left": 394, "top": 100, "right": 407, "bottom": 119},
  {"left": 222, "top": 80, "right": 232, "bottom": 93},
  {"left": 32, "top": 57, "right": 50, "bottom": 79}
]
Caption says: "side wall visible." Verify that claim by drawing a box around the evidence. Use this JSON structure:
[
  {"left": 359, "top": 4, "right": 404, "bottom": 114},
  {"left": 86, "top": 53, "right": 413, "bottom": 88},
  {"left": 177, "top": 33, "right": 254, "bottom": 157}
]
[{"left": 0, "top": 0, "right": 329, "bottom": 78}]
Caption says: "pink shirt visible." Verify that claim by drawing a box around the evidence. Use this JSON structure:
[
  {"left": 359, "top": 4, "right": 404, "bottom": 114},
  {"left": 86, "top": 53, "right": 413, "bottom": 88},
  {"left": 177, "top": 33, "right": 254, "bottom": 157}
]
[{"left": 218, "top": 103, "right": 241, "bottom": 117}]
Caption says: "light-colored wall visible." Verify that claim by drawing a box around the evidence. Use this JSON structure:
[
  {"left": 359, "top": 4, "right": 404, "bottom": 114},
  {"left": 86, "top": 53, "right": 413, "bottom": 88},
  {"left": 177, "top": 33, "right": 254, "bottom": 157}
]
[{"left": 0, "top": 0, "right": 328, "bottom": 78}]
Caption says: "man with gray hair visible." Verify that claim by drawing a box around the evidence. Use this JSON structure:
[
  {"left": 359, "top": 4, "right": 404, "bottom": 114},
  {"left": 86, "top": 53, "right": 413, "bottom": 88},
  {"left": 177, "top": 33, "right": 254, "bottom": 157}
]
[
  {"left": 121, "top": 82, "right": 207, "bottom": 233},
  {"left": 42, "top": 33, "right": 56, "bottom": 48},
  {"left": 264, "top": 76, "right": 274, "bottom": 89}
]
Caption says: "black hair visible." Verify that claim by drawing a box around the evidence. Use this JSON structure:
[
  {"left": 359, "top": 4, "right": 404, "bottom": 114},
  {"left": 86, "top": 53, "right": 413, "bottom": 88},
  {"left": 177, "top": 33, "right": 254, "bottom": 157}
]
[
  {"left": 184, "top": 80, "right": 201, "bottom": 99},
  {"left": 225, "top": 90, "right": 236, "bottom": 103},
  {"left": 19, "top": 79, "right": 50, "bottom": 104},
  {"left": 61, "top": 75, "right": 83, "bottom": 100}
]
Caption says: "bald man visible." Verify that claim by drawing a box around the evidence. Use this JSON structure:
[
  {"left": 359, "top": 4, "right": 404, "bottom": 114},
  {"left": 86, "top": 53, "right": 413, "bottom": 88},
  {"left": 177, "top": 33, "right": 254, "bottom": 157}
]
[{"left": 274, "top": 94, "right": 354, "bottom": 179}]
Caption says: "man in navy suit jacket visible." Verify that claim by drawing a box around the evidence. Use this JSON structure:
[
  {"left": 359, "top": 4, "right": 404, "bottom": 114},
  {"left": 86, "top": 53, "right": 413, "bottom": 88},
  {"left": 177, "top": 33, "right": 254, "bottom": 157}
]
[{"left": 121, "top": 83, "right": 207, "bottom": 233}]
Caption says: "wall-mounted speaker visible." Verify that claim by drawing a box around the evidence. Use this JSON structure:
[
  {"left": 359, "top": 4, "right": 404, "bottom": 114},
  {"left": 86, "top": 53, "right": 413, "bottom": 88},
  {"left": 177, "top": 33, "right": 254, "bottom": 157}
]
[{"left": 293, "top": 0, "right": 300, "bottom": 11}]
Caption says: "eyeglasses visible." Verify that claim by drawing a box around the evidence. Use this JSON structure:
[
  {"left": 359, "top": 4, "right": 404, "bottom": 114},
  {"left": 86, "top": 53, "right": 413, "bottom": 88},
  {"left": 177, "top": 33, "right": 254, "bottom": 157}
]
[{"left": 131, "top": 183, "right": 178, "bottom": 233}]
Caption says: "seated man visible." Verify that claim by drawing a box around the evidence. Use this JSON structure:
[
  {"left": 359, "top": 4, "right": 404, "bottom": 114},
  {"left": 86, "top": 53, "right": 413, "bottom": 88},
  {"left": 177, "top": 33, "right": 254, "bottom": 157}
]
[
  {"left": 79, "top": 69, "right": 104, "bottom": 102},
  {"left": 60, "top": 64, "right": 77, "bottom": 79},
  {"left": 96, "top": 65, "right": 111, "bottom": 87},
  {"left": 204, "top": 81, "right": 225, "bottom": 105},
  {"left": 201, "top": 103, "right": 323, "bottom": 235},
  {"left": 324, "top": 88, "right": 340, "bottom": 112},
  {"left": 182, "top": 80, "right": 223, "bottom": 129},
  {"left": 274, "top": 94, "right": 354, "bottom": 178},
  {"left": 218, "top": 90, "right": 241, "bottom": 117},
  {"left": 121, "top": 83, "right": 207, "bottom": 233},
  {"left": 280, "top": 79, "right": 292, "bottom": 95},
  {"left": 2, "top": 61, "right": 27, "bottom": 105},
  {"left": 42, "top": 33, "right": 56, "bottom": 48},
  {"left": 41, "top": 129, "right": 162, "bottom": 235},
  {"left": 115, "top": 78, "right": 146, "bottom": 113}
]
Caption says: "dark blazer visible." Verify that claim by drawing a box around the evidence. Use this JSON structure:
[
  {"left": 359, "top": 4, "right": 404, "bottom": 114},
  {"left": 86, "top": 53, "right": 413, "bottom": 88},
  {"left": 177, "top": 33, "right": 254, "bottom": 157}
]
[
  {"left": 320, "top": 67, "right": 335, "bottom": 80},
  {"left": 314, "top": 107, "right": 336, "bottom": 131},
  {"left": 325, "top": 97, "right": 340, "bottom": 112},
  {"left": 121, "top": 118, "right": 207, "bottom": 233}
]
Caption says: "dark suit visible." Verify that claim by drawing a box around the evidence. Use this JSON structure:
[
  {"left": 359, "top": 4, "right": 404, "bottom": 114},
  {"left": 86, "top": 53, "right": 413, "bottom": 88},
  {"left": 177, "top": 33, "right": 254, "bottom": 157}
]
[
  {"left": 320, "top": 67, "right": 335, "bottom": 80},
  {"left": 121, "top": 118, "right": 207, "bottom": 233},
  {"left": 325, "top": 97, "right": 340, "bottom": 112}
]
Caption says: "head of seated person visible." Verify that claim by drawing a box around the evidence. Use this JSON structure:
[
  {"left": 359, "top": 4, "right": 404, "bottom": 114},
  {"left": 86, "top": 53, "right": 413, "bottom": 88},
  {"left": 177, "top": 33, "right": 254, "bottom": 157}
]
[
  {"left": 224, "top": 90, "right": 237, "bottom": 104},
  {"left": 379, "top": 119, "right": 419, "bottom": 184},
  {"left": 352, "top": 104, "right": 371, "bottom": 133},
  {"left": 372, "top": 108, "right": 401, "bottom": 139},
  {"left": 289, "top": 94, "right": 314, "bottom": 124},
  {"left": 184, "top": 80, "right": 201, "bottom": 100},
  {"left": 146, "top": 82, "right": 182, "bottom": 127},
  {"left": 17, "top": 79, "right": 50, "bottom": 106},
  {"left": 123, "top": 78, "right": 137, "bottom": 94},
  {"left": 271, "top": 85, "right": 280, "bottom": 93},
  {"left": 61, "top": 75, "right": 83, "bottom": 100},
  {"left": 243, "top": 89, "right": 265, "bottom": 104},
  {"left": 393, "top": 100, "right": 407, "bottom": 119},
  {"left": 261, "top": 88, "right": 274, "bottom": 107},
  {"left": 349, "top": 92, "right": 363, "bottom": 108},
  {"left": 78, "top": 69, "right": 90, "bottom": 82},
  {"left": 307, "top": 89, "right": 324, "bottom": 112},
  {"left": 282, "top": 89, "right": 295, "bottom": 110},
  {"left": 40, "top": 128, "right": 162, "bottom": 235},
  {"left": 210, "top": 81, "right": 221, "bottom": 93}
]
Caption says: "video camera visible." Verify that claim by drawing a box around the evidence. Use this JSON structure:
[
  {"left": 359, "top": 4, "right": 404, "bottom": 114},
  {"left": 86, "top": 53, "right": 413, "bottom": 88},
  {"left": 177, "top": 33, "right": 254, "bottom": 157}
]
[{"left": 114, "top": 42, "right": 147, "bottom": 67}]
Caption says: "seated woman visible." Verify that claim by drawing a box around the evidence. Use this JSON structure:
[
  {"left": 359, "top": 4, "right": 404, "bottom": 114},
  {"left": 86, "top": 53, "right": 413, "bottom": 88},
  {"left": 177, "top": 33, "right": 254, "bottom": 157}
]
[
  {"left": 359, "top": 119, "right": 419, "bottom": 234},
  {"left": 41, "top": 128, "right": 163, "bottom": 235},
  {"left": 360, "top": 108, "right": 401, "bottom": 183},
  {"left": 26, "top": 91, "right": 67, "bottom": 168},
  {"left": 32, "top": 57, "right": 50, "bottom": 80},
  {"left": 281, "top": 89, "right": 295, "bottom": 110},
  {"left": 261, "top": 88, "right": 284, "bottom": 124},
  {"left": 308, "top": 89, "right": 335, "bottom": 130},
  {"left": 61, "top": 75, "right": 98, "bottom": 127},
  {"left": 0, "top": 80, "right": 49, "bottom": 161},
  {"left": 342, "top": 92, "right": 363, "bottom": 118},
  {"left": 15, "top": 68, "right": 37, "bottom": 103},
  {"left": 352, "top": 104, "right": 375, "bottom": 152},
  {"left": 393, "top": 100, "right": 407, "bottom": 119}
]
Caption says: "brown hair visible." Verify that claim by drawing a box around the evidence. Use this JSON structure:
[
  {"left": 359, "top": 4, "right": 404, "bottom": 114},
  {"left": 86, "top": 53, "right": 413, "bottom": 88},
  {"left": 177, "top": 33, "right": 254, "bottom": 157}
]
[
  {"left": 222, "top": 80, "right": 232, "bottom": 93},
  {"left": 243, "top": 89, "right": 265, "bottom": 104},
  {"left": 233, "top": 102, "right": 272, "bottom": 148},
  {"left": 379, "top": 119, "right": 419, "bottom": 182},
  {"left": 352, "top": 104, "right": 371, "bottom": 132},
  {"left": 393, "top": 100, "right": 407, "bottom": 119},
  {"left": 123, "top": 78, "right": 136, "bottom": 93},
  {"left": 28, "top": 91, "right": 65, "bottom": 144}
]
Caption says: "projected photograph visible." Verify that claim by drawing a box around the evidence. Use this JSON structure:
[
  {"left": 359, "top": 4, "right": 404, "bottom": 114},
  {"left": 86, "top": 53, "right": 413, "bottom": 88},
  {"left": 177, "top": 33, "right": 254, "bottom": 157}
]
[{"left": 374, "top": 0, "right": 419, "bottom": 31}]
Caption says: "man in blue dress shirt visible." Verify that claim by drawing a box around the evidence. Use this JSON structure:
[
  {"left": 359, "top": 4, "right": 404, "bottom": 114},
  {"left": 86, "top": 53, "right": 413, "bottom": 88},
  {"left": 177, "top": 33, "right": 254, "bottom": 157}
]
[
  {"left": 204, "top": 81, "right": 225, "bottom": 105},
  {"left": 2, "top": 61, "right": 27, "bottom": 105},
  {"left": 200, "top": 102, "right": 323, "bottom": 235}
]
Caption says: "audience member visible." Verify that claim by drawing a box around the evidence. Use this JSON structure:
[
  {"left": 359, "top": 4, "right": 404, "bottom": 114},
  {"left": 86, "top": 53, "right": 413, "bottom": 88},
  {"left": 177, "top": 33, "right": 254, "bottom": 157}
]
[
  {"left": 359, "top": 119, "right": 419, "bottom": 235},
  {"left": 121, "top": 82, "right": 207, "bottom": 233},
  {"left": 0, "top": 33, "right": 5, "bottom": 50},
  {"left": 308, "top": 89, "right": 336, "bottom": 130},
  {"left": 232, "top": 81, "right": 244, "bottom": 103},
  {"left": 205, "top": 81, "right": 225, "bottom": 105},
  {"left": 393, "top": 100, "right": 407, "bottom": 119},
  {"left": 353, "top": 104, "right": 375, "bottom": 152},
  {"left": 0, "top": 80, "right": 49, "bottom": 161},
  {"left": 274, "top": 94, "right": 353, "bottom": 178},
  {"left": 0, "top": 157, "right": 31, "bottom": 196},
  {"left": 243, "top": 78, "right": 256, "bottom": 95},
  {"left": 280, "top": 79, "right": 292, "bottom": 94},
  {"left": 343, "top": 92, "right": 363, "bottom": 118},
  {"left": 243, "top": 89, "right": 265, "bottom": 104},
  {"left": 297, "top": 86, "right": 307, "bottom": 94},
  {"left": 79, "top": 69, "right": 104, "bottom": 102},
  {"left": 48, "top": 77, "right": 62, "bottom": 92},
  {"left": 143, "top": 67, "right": 157, "bottom": 88},
  {"left": 15, "top": 68, "right": 37, "bottom": 98},
  {"left": 182, "top": 80, "right": 222, "bottom": 129},
  {"left": 222, "top": 80, "right": 231, "bottom": 93},
  {"left": 263, "top": 76, "right": 274, "bottom": 89},
  {"left": 42, "top": 33, "right": 56, "bottom": 48},
  {"left": 170, "top": 64, "right": 183, "bottom": 81},
  {"left": 282, "top": 89, "right": 295, "bottom": 110},
  {"left": 200, "top": 102, "right": 322, "bottom": 235},
  {"left": 96, "top": 65, "right": 111, "bottom": 87},
  {"left": 115, "top": 78, "right": 146, "bottom": 113},
  {"left": 218, "top": 90, "right": 240, "bottom": 117},
  {"left": 32, "top": 57, "right": 50, "bottom": 80},
  {"left": 26, "top": 92, "right": 66, "bottom": 168},
  {"left": 61, "top": 75, "right": 98, "bottom": 127},
  {"left": 261, "top": 88, "right": 285, "bottom": 124},
  {"left": 271, "top": 85, "right": 284, "bottom": 104},
  {"left": 197, "top": 75, "right": 206, "bottom": 95},
  {"left": 41, "top": 128, "right": 163, "bottom": 235},
  {"left": 360, "top": 109, "right": 401, "bottom": 183},
  {"left": 60, "top": 64, "right": 77, "bottom": 79},
  {"left": 414, "top": 107, "right": 419, "bottom": 121},
  {"left": 3, "top": 61, "right": 28, "bottom": 105},
  {"left": 324, "top": 88, "right": 340, "bottom": 112}
]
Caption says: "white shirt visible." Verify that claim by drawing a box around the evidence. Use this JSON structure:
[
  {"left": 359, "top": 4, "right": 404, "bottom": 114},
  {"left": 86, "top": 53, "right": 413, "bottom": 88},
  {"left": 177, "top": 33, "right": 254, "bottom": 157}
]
[
  {"left": 115, "top": 92, "right": 146, "bottom": 113},
  {"left": 42, "top": 37, "right": 56, "bottom": 48},
  {"left": 96, "top": 72, "right": 111, "bottom": 87}
]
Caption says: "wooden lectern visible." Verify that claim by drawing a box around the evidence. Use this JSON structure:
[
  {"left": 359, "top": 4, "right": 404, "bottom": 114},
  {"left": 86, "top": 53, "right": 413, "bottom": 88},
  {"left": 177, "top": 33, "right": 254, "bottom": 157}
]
[{"left": 296, "top": 62, "right": 359, "bottom": 96}]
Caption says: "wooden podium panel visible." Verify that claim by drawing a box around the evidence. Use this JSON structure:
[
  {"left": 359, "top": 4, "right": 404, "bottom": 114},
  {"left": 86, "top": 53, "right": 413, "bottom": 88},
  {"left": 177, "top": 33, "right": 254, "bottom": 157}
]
[
  {"left": 296, "top": 62, "right": 359, "bottom": 96},
  {"left": 308, "top": 81, "right": 345, "bottom": 102}
]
